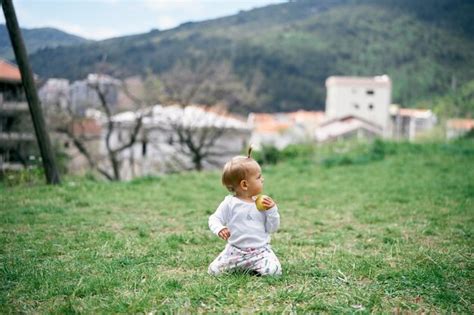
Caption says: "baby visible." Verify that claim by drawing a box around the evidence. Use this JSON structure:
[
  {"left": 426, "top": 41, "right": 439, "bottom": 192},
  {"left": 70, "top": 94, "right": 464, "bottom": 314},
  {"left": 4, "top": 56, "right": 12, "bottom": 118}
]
[{"left": 208, "top": 147, "right": 282, "bottom": 276}]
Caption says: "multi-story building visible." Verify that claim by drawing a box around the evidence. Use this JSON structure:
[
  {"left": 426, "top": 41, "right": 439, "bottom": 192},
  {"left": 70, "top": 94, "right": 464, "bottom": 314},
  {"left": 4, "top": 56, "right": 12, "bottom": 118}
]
[
  {"left": 325, "top": 75, "right": 392, "bottom": 137},
  {"left": 39, "top": 74, "right": 120, "bottom": 116},
  {"left": 0, "top": 59, "right": 37, "bottom": 171},
  {"left": 319, "top": 75, "right": 437, "bottom": 142}
]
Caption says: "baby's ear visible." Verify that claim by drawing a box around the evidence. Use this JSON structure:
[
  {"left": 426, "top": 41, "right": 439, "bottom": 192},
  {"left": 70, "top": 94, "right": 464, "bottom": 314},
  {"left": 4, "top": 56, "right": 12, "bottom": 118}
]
[{"left": 240, "top": 179, "right": 248, "bottom": 191}]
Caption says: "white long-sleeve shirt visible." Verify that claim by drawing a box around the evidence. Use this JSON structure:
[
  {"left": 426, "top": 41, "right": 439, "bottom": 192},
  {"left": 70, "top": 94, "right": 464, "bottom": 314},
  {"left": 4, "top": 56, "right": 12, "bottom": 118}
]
[{"left": 208, "top": 195, "right": 280, "bottom": 249}]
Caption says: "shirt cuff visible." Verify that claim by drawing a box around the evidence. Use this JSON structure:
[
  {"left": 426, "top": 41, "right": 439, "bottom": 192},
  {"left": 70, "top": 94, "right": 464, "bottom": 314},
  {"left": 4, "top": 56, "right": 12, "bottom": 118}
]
[
  {"left": 212, "top": 225, "right": 226, "bottom": 235},
  {"left": 264, "top": 205, "right": 278, "bottom": 214}
]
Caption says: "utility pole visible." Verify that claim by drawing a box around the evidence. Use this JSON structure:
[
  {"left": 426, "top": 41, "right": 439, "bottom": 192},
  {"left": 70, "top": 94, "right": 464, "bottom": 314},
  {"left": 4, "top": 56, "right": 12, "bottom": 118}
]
[{"left": 2, "top": 0, "right": 61, "bottom": 184}]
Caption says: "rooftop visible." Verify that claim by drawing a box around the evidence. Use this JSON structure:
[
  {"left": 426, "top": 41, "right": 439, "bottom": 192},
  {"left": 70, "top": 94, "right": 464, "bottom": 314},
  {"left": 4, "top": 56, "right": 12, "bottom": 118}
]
[
  {"left": 446, "top": 119, "right": 474, "bottom": 130},
  {"left": 110, "top": 104, "right": 250, "bottom": 131},
  {"left": 326, "top": 75, "right": 391, "bottom": 87},
  {"left": 397, "top": 108, "right": 434, "bottom": 119},
  {"left": 249, "top": 110, "right": 325, "bottom": 133},
  {"left": 0, "top": 59, "right": 21, "bottom": 83},
  {"left": 315, "top": 116, "right": 383, "bottom": 142}
]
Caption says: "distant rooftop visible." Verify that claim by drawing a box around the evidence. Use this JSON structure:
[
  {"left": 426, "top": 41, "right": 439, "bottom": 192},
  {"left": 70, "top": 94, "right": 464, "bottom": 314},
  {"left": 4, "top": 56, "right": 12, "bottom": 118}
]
[
  {"left": 398, "top": 108, "right": 434, "bottom": 119},
  {"left": 315, "top": 115, "right": 383, "bottom": 142},
  {"left": 447, "top": 119, "right": 474, "bottom": 130},
  {"left": 0, "top": 59, "right": 21, "bottom": 83},
  {"left": 326, "top": 75, "right": 391, "bottom": 87},
  {"left": 110, "top": 104, "right": 250, "bottom": 131},
  {"left": 249, "top": 110, "right": 325, "bottom": 133}
]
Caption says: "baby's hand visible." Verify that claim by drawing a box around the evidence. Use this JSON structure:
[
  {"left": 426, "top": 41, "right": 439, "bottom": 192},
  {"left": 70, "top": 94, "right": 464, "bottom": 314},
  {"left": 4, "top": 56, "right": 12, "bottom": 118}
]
[
  {"left": 262, "top": 196, "right": 276, "bottom": 209},
  {"left": 218, "top": 227, "right": 231, "bottom": 241}
]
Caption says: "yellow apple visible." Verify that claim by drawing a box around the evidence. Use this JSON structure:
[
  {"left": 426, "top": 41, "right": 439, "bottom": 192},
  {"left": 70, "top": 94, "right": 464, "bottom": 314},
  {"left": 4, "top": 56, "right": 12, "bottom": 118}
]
[{"left": 255, "top": 194, "right": 270, "bottom": 211}]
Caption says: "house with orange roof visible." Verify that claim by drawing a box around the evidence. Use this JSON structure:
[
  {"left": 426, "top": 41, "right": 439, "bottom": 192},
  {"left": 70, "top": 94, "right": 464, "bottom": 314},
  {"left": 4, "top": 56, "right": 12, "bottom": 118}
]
[
  {"left": 389, "top": 106, "right": 437, "bottom": 140},
  {"left": 0, "top": 59, "right": 23, "bottom": 102},
  {"left": 248, "top": 110, "right": 325, "bottom": 149},
  {"left": 0, "top": 59, "right": 38, "bottom": 171},
  {"left": 446, "top": 119, "right": 474, "bottom": 139}
]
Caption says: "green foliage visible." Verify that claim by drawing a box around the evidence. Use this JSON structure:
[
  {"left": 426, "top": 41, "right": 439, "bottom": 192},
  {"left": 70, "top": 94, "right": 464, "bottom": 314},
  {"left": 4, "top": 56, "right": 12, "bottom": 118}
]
[
  {"left": 417, "top": 80, "right": 474, "bottom": 118},
  {"left": 281, "top": 143, "right": 316, "bottom": 161},
  {"left": 253, "top": 143, "right": 316, "bottom": 166},
  {"left": 142, "top": 68, "right": 165, "bottom": 105},
  {"left": 253, "top": 145, "right": 281, "bottom": 165},
  {"left": 0, "top": 167, "right": 45, "bottom": 187},
  {"left": 51, "top": 140, "right": 71, "bottom": 176},
  {"left": 322, "top": 139, "right": 389, "bottom": 167},
  {"left": 254, "top": 140, "right": 393, "bottom": 168},
  {"left": 462, "top": 128, "right": 474, "bottom": 139},
  {"left": 26, "top": 0, "right": 474, "bottom": 114}
]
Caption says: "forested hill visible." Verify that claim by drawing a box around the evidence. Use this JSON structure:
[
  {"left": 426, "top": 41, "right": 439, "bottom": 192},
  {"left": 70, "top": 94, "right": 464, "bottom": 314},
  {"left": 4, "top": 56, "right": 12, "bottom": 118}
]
[
  {"left": 0, "top": 25, "right": 90, "bottom": 61},
  {"left": 28, "top": 0, "right": 474, "bottom": 114}
]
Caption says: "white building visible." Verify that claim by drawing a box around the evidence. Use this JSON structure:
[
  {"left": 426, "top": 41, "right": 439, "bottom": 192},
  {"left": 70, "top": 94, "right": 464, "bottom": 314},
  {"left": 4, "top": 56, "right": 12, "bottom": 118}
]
[
  {"left": 70, "top": 74, "right": 120, "bottom": 115},
  {"left": 39, "top": 74, "right": 120, "bottom": 116},
  {"left": 325, "top": 75, "right": 392, "bottom": 137},
  {"left": 390, "top": 106, "right": 437, "bottom": 141},
  {"left": 98, "top": 104, "right": 251, "bottom": 179},
  {"left": 38, "top": 78, "right": 70, "bottom": 111},
  {"left": 315, "top": 115, "right": 383, "bottom": 143}
]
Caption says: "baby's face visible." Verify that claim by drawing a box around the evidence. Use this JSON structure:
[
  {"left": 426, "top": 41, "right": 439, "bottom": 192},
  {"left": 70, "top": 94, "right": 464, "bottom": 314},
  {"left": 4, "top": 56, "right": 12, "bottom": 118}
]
[{"left": 245, "top": 161, "right": 264, "bottom": 196}]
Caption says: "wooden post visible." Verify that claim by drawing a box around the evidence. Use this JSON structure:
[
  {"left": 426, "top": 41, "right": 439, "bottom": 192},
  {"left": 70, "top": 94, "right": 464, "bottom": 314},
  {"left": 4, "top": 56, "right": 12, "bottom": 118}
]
[{"left": 2, "top": 0, "right": 61, "bottom": 184}]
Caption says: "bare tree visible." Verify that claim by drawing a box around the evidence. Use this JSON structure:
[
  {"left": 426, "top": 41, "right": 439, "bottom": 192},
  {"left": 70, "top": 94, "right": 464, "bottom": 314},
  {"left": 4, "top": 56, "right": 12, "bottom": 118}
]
[
  {"left": 49, "top": 78, "right": 147, "bottom": 181},
  {"left": 161, "top": 59, "right": 264, "bottom": 108},
  {"left": 171, "top": 106, "right": 233, "bottom": 171},
  {"left": 93, "top": 82, "right": 146, "bottom": 180},
  {"left": 158, "top": 61, "right": 253, "bottom": 171},
  {"left": 143, "top": 104, "right": 248, "bottom": 172},
  {"left": 46, "top": 60, "right": 253, "bottom": 177}
]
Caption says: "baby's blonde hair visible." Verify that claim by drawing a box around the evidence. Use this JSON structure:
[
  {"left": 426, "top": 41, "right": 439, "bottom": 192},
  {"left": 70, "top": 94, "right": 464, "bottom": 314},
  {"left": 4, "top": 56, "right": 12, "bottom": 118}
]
[{"left": 222, "top": 146, "right": 256, "bottom": 192}]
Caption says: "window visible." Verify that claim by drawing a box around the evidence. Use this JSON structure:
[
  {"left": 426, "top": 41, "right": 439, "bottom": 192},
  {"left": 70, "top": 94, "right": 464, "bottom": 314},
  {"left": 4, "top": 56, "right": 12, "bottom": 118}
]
[
  {"left": 366, "top": 89, "right": 374, "bottom": 95},
  {"left": 368, "top": 104, "right": 374, "bottom": 110},
  {"left": 142, "top": 140, "right": 147, "bottom": 157}
]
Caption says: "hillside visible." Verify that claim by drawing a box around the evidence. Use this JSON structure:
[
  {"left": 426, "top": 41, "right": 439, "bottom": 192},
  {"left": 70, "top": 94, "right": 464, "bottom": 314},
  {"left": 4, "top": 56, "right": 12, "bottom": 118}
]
[
  {"left": 27, "top": 0, "right": 474, "bottom": 114},
  {"left": 1, "top": 140, "right": 473, "bottom": 312},
  {"left": 0, "top": 25, "right": 90, "bottom": 61}
]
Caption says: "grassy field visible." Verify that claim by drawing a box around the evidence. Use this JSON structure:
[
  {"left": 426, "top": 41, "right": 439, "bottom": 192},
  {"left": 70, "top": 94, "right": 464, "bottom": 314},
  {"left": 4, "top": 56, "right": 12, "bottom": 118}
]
[{"left": 1, "top": 140, "right": 473, "bottom": 313}]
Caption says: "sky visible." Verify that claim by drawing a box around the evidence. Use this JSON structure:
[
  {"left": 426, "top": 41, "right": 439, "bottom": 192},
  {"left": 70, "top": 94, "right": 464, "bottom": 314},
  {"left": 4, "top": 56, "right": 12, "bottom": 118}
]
[{"left": 0, "top": 0, "right": 287, "bottom": 40}]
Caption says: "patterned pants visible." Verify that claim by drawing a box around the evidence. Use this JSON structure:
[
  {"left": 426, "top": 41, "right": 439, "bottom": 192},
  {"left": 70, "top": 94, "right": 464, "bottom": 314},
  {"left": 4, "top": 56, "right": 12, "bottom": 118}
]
[{"left": 208, "top": 244, "right": 282, "bottom": 276}]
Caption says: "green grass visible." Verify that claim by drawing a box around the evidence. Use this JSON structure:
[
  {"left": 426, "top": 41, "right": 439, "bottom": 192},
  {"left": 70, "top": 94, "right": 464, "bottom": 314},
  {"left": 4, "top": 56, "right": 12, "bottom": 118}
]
[{"left": 1, "top": 140, "right": 473, "bottom": 313}]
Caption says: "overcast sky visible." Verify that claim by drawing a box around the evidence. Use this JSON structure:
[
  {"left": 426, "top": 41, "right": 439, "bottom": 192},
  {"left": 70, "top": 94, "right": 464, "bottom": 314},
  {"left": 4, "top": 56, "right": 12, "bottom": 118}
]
[{"left": 0, "top": 0, "right": 287, "bottom": 40}]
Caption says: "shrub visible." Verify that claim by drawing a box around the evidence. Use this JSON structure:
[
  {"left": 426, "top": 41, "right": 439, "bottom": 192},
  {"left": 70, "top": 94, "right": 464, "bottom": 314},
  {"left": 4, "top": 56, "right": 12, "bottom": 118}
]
[
  {"left": 0, "top": 167, "right": 45, "bottom": 187},
  {"left": 281, "top": 144, "right": 316, "bottom": 160},
  {"left": 254, "top": 143, "right": 316, "bottom": 166},
  {"left": 322, "top": 139, "right": 391, "bottom": 168}
]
